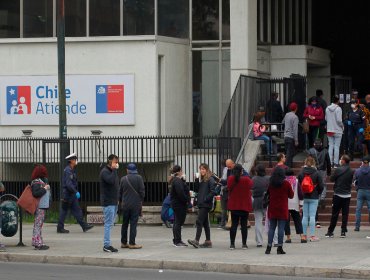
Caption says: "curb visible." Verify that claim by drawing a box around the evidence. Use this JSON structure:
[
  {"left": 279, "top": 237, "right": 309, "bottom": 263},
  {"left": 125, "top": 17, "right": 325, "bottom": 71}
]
[{"left": 0, "top": 253, "right": 369, "bottom": 279}]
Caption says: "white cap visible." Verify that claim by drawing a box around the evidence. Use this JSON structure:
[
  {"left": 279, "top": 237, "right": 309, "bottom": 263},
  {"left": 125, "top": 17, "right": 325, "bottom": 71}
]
[{"left": 65, "top": 152, "right": 77, "bottom": 160}]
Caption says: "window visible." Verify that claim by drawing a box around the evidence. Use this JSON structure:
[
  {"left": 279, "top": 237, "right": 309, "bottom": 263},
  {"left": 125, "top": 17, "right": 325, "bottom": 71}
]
[
  {"left": 192, "top": 0, "right": 219, "bottom": 40},
  {"left": 65, "top": 0, "right": 86, "bottom": 37},
  {"left": 90, "top": 0, "right": 120, "bottom": 36},
  {"left": 222, "top": 0, "right": 230, "bottom": 40},
  {"left": 23, "top": 0, "right": 53, "bottom": 37},
  {"left": 123, "top": 0, "right": 154, "bottom": 35},
  {"left": 158, "top": 0, "right": 189, "bottom": 38},
  {"left": 0, "top": 0, "right": 20, "bottom": 38}
]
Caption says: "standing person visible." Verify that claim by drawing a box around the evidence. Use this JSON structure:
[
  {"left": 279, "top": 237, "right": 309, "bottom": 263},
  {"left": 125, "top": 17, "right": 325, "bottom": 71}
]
[
  {"left": 283, "top": 102, "right": 299, "bottom": 168},
  {"left": 362, "top": 94, "right": 370, "bottom": 155},
  {"left": 100, "top": 154, "right": 120, "bottom": 253},
  {"left": 325, "top": 155, "right": 353, "bottom": 238},
  {"left": 253, "top": 112, "right": 271, "bottom": 155},
  {"left": 297, "top": 156, "right": 324, "bottom": 242},
  {"left": 265, "top": 168, "right": 294, "bottom": 254},
  {"left": 284, "top": 169, "right": 304, "bottom": 243},
  {"left": 326, "top": 96, "right": 344, "bottom": 168},
  {"left": 303, "top": 96, "right": 325, "bottom": 148},
  {"left": 347, "top": 99, "right": 366, "bottom": 159},
  {"left": 31, "top": 165, "right": 51, "bottom": 250},
  {"left": 266, "top": 92, "right": 284, "bottom": 123},
  {"left": 57, "top": 153, "right": 94, "bottom": 233},
  {"left": 227, "top": 164, "right": 253, "bottom": 250},
  {"left": 354, "top": 155, "right": 370, "bottom": 232},
  {"left": 308, "top": 139, "right": 332, "bottom": 228},
  {"left": 169, "top": 165, "right": 190, "bottom": 247},
  {"left": 119, "top": 163, "right": 145, "bottom": 249},
  {"left": 252, "top": 164, "right": 269, "bottom": 247},
  {"left": 188, "top": 163, "right": 216, "bottom": 249},
  {"left": 316, "top": 89, "right": 328, "bottom": 140},
  {"left": 0, "top": 181, "right": 6, "bottom": 251}
]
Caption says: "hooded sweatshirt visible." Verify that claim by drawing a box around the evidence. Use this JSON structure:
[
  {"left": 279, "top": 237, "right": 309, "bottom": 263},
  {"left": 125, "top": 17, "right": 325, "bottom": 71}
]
[
  {"left": 325, "top": 103, "right": 344, "bottom": 134},
  {"left": 354, "top": 166, "right": 370, "bottom": 190},
  {"left": 297, "top": 166, "right": 324, "bottom": 200}
]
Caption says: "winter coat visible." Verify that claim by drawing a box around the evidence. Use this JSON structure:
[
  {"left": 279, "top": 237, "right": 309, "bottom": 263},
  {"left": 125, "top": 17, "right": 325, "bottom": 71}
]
[
  {"left": 170, "top": 177, "right": 190, "bottom": 209},
  {"left": 252, "top": 175, "right": 269, "bottom": 210},
  {"left": 99, "top": 165, "right": 119, "bottom": 207},
  {"left": 303, "top": 105, "right": 324, "bottom": 127},
  {"left": 330, "top": 164, "right": 353, "bottom": 196},
  {"left": 267, "top": 180, "right": 294, "bottom": 220},
  {"left": 194, "top": 177, "right": 216, "bottom": 209},
  {"left": 227, "top": 175, "right": 253, "bottom": 212},
  {"left": 297, "top": 166, "right": 324, "bottom": 200}
]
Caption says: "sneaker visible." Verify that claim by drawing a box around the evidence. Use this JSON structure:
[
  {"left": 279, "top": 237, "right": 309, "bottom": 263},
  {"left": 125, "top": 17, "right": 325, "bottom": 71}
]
[
  {"left": 333, "top": 164, "right": 339, "bottom": 169},
  {"left": 83, "top": 224, "right": 94, "bottom": 232},
  {"left": 173, "top": 242, "right": 188, "bottom": 247},
  {"left": 187, "top": 239, "right": 199, "bottom": 248},
  {"left": 0, "top": 244, "right": 6, "bottom": 252},
  {"left": 309, "top": 236, "right": 320, "bottom": 242},
  {"left": 354, "top": 227, "right": 360, "bottom": 232},
  {"left": 229, "top": 244, "right": 235, "bottom": 250},
  {"left": 129, "top": 244, "right": 142, "bottom": 249},
  {"left": 121, "top": 243, "right": 129, "bottom": 248},
  {"left": 103, "top": 246, "right": 118, "bottom": 253},
  {"left": 325, "top": 232, "right": 334, "bottom": 238},
  {"left": 57, "top": 228, "right": 69, "bottom": 234},
  {"left": 242, "top": 244, "right": 248, "bottom": 250},
  {"left": 340, "top": 232, "right": 346, "bottom": 238},
  {"left": 315, "top": 223, "right": 321, "bottom": 228},
  {"left": 35, "top": 245, "right": 49, "bottom": 250},
  {"left": 366, "top": 236, "right": 370, "bottom": 239}
]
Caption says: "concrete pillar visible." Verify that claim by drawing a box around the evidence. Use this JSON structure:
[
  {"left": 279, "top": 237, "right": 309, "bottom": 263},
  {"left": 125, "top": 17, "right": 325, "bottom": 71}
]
[{"left": 230, "top": 0, "right": 258, "bottom": 94}]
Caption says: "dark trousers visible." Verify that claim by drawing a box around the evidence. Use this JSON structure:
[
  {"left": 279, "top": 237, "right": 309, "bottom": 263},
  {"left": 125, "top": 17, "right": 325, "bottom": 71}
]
[
  {"left": 220, "top": 195, "right": 228, "bottom": 227},
  {"left": 347, "top": 124, "right": 364, "bottom": 154},
  {"left": 173, "top": 207, "right": 187, "bottom": 244},
  {"left": 308, "top": 126, "right": 320, "bottom": 148},
  {"left": 284, "top": 137, "right": 295, "bottom": 168},
  {"left": 285, "top": 210, "right": 303, "bottom": 235},
  {"left": 229, "top": 210, "right": 248, "bottom": 246},
  {"left": 328, "top": 195, "right": 351, "bottom": 233},
  {"left": 57, "top": 199, "right": 86, "bottom": 230},
  {"left": 195, "top": 207, "right": 211, "bottom": 241},
  {"left": 121, "top": 207, "right": 140, "bottom": 245}
]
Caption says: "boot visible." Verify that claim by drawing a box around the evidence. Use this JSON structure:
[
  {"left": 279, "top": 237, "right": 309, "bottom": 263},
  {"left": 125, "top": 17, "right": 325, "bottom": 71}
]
[
  {"left": 57, "top": 228, "right": 69, "bottom": 234},
  {"left": 187, "top": 239, "right": 199, "bottom": 248},
  {"left": 265, "top": 245, "right": 272, "bottom": 254},
  {"left": 277, "top": 246, "right": 286, "bottom": 254},
  {"left": 199, "top": 240, "right": 212, "bottom": 248}
]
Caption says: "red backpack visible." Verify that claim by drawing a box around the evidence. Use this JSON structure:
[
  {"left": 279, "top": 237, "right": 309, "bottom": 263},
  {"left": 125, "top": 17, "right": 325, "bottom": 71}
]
[{"left": 301, "top": 174, "right": 315, "bottom": 194}]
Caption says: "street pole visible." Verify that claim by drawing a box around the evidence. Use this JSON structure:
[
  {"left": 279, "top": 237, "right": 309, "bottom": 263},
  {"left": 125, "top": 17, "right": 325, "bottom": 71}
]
[{"left": 57, "top": 0, "right": 67, "bottom": 209}]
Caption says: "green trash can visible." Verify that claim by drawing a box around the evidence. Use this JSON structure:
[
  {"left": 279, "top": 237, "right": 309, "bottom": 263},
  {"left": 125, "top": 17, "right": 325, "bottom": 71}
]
[{"left": 1, "top": 200, "right": 18, "bottom": 237}]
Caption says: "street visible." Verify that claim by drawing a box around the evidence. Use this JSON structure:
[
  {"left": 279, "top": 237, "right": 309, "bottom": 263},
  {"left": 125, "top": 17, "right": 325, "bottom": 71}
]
[{"left": 0, "top": 262, "right": 349, "bottom": 280}]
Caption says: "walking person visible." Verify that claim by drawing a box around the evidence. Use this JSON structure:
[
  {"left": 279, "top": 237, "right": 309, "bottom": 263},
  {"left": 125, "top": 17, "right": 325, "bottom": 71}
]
[
  {"left": 169, "top": 165, "right": 191, "bottom": 247},
  {"left": 353, "top": 156, "right": 370, "bottom": 231},
  {"left": 227, "top": 164, "right": 254, "bottom": 250},
  {"left": 325, "top": 155, "right": 353, "bottom": 238},
  {"left": 284, "top": 169, "right": 304, "bottom": 243},
  {"left": 57, "top": 153, "right": 94, "bottom": 233},
  {"left": 265, "top": 168, "right": 294, "bottom": 254},
  {"left": 119, "top": 163, "right": 145, "bottom": 249},
  {"left": 308, "top": 139, "right": 331, "bottom": 228},
  {"left": 298, "top": 155, "right": 324, "bottom": 242},
  {"left": 31, "top": 165, "right": 51, "bottom": 250},
  {"left": 283, "top": 102, "right": 299, "bottom": 168},
  {"left": 304, "top": 96, "right": 325, "bottom": 148},
  {"left": 252, "top": 164, "right": 269, "bottom": 247},
  {"left": 100, "top": 154, "right": 120, "bottom": 253},
  {"left": 188, "top": 163, "right": 216, "bottom": 248},
  {"left": 326, "top": 96, "right": 344, "bottom": 168}
]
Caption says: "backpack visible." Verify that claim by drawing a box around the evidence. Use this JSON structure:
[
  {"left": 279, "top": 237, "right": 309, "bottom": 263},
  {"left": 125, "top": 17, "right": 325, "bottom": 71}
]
[{"left": 301, "top": 174, "right": 315, "bottom": 194}]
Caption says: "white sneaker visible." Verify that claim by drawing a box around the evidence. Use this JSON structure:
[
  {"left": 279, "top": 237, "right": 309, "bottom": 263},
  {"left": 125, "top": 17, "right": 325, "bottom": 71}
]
[{"left": 366, "top": 236, "right": 370, "bottom": 239}]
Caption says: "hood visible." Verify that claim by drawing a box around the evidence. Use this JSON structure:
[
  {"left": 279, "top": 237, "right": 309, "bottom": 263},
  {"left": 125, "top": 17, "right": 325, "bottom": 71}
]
[
  {"left": 327, "top": 103, "right": 339, "bottom": 112},
  {"left": 302, "top": 166, "right": 317, "bottom": 175},
  {"left": 359, "top": 166, "right": 370, "bottom": 175}
]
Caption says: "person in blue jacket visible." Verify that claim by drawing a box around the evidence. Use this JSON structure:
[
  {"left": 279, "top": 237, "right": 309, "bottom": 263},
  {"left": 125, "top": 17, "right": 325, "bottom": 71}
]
[{"left": 57, "top": 153, "right": 94, "bottom": 233}]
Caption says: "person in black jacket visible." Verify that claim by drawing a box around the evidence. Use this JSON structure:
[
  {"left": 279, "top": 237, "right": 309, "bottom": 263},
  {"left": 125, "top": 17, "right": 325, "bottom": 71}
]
[
  {"left": 169, "top": 165, "right": 190, "bottom": 247},
  {"left": 31, "top": 164, "right": 51, "bottom": 250},
  {"left": 100, "top": 154, "right": 120, "bottom": 253},
  {"left": 325, "top": 155, "right": 354, "bottom": 238},
  {"left": 266, "top": 92, "right": 284, "bottom": 123},
  {"left": 188, "top": 163, "right": 216, "bottom": 249}
]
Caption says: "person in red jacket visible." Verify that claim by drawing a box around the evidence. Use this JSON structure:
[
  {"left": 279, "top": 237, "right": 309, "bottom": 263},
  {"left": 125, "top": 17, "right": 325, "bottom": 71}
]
[
  {"left": 265, "top": 167, "right": 294, "bottom": 255},
  {"left": 227, "top": 164, "right": 253, "bottom": 250},
  {"left": 304, "top": 96, "right": 324, "bottom": 148}
]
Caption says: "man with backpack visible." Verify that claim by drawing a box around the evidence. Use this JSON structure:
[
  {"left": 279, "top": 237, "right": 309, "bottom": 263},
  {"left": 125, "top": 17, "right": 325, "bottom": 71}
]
[{"left": 325, "top": 155, "right": 353, "bottom": 238}]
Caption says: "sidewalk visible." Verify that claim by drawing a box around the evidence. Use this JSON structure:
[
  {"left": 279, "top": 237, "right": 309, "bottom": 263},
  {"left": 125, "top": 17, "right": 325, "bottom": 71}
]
[{"left": 1, "top": 223, "right": 370, "bottom": 279}]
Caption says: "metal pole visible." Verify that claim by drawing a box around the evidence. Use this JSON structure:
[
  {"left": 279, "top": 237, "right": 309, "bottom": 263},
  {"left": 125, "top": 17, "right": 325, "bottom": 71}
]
[{"left": 57, "top": 0, "right": 67, "bottom": 209}]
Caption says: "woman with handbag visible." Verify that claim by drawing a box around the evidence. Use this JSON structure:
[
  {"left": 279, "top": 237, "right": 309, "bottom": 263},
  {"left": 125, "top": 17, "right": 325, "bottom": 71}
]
[
  {"left": 188, "top": 163, "right": 216, "bottom": 249},
  {"left": 31, "top": 164, "right": 51, "bottom": 250}
]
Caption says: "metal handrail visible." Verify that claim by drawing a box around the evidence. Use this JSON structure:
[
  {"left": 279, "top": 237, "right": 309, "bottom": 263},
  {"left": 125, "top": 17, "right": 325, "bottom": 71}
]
[{"left": 235, "top": 125, "right": 254, "bottom": 164}]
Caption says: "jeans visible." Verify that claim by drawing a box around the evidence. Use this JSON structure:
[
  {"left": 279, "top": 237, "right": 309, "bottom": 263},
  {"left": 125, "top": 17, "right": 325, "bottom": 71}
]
[
  {"left": 255, "top": 135, "right": 272, "bottom": 154},
  {"left": 254, "top": 209, "right": 265, "bottom": 246},
  {"left": 121, "top": 206, "right": 141, "bottom": 245},
  {"left": 355, "top": 189, "right": 370, "bottom": 229},
  {"left": 328, "top": 195, "right": 351, "bottom": 233},
  {"left": 195, "top": 207, "right": 211, "bottom": 241},
  {"left": 268, "top": 219, "right": 286, "bottom": 246},
  {"left": 285, "top": 210, "right": 303, "bottom": 235},
  {"left": 284, "top": 137, "right": 295, "bottom": 168},
  {"left": 172, "top": 207, "right": 187, "bottom": 244},
  {"left": 103, "top": 205, "right": 116, "bottom": 247},
  {"left": 328, "top": 133, "right": 342, "bottom": 165},
  {"left": 302, "top": 199, "right": 319, "bottom": 236},
  {"left": 229, "top": 210, "right": 248, "bottom": 246}
]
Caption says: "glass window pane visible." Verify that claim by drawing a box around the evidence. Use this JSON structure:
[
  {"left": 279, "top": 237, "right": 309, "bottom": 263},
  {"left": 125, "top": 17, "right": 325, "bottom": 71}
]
[
  {"left": 23, "top": 0, "right": 53, "bottom": 38},
  {"left": 158, "top": 0, "right": 189, "bottom": 38},
  {"left": 65, "top": 0, "right": 86, "bottom": 37},
  {"left": 0, "top": 0, "right": 20, "bottom": 38},
  {"left": 123, "top": 0, "right": 154, "bottom": 35},
  {"left": 192, "top": 0, "right": 219, "bottom": 40},
  {"left": 222, "top": 0, "right": 230, "bottom": 40},
  {"left": 90, "top": 0, "right": 120, "bottom": 36}
]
